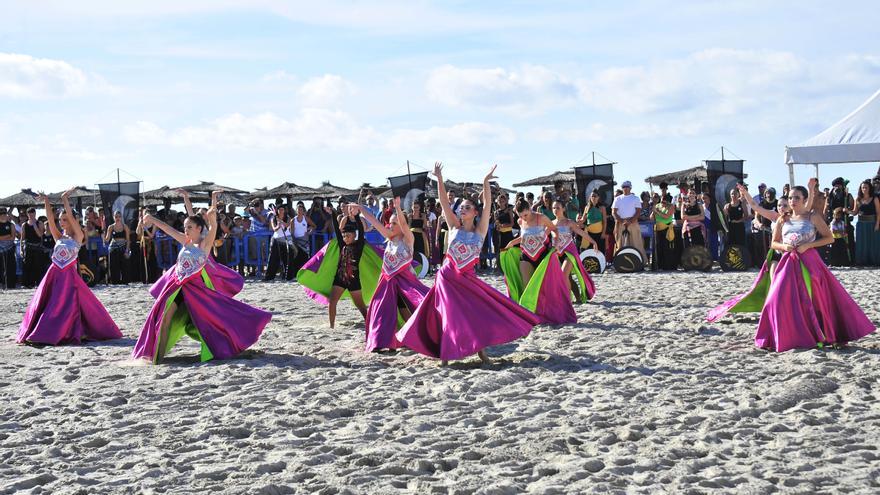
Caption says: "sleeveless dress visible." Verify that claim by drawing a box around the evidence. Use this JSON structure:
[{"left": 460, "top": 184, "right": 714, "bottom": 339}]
[
  {"left": 499, "top": 226, "right": 576, "bottom": 324},
  {"left": 709, "top": 218, "right": 875, "bottom": 351},
  {"left": 396, "top": 228, "right": 539, "bottom": 360},
  {"left": 18, "top": 237, "right": 121, "bottom": 345},
  {"left": 364, "top": 238, "right": 430, "bottom": 352},
  {"left": 554, "top": 225, "right": 596, "bottom": 302},
  {"left": 132, "top": 244, "right": 272, "bottom": 362}
]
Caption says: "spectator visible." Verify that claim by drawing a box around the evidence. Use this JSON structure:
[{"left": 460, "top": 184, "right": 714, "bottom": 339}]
[
  {"left": 723, "top": 187, "right": 748, "bottom": 248},
  {"left": 752, "top": 183, "right": 767, "bottom": 205},
  {"left": 308, "top": 197, "right": 331, "bottom": 251},
  {"left": 408, "top": 200, "right": 431, "bottom": 263},
  {"left": 651, "top": 192, "right": 678, "bottom": 270},
  {"left": 825, "top": 177, "right": 855, "bottom": 261},
  {"left": 538, "top": 191, "right": 556, "bottom": 220},
  {"left": 851, "top": 179, "right": 880, "bottom": 266},
  {"left": 611, "top": 181, "right": 646, "bottom": 261},
  {"left": 681, "top": 190, "right": 706, "bottom": 247},
  {"left": 828, "top": 207, "right": 851, "bottom": 266},
  {"left": 19, "top": 207, "right": 45, "bottom": 288},
  {"left": 265, "top": 205, "right": 295, "bottom": 281},
  {"left": 702, "top": 192, "right": 721, "bottom": 259},
  {"left": 103, "top": 210, "right": 131, "bottom": 284},
  {"left": 493, "top": 193, "right": 515, "bottom": 259}
]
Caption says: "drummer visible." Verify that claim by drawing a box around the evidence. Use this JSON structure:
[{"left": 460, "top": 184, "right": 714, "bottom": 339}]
[{"left": 611, "top": 180, "right": 646, "bottom": 261}]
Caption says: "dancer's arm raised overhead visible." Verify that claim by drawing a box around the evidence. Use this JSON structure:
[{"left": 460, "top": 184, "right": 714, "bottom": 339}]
[
  {"left": 200, "top": 205, "right": 219, "bottom": 252},
  {"left": 738, "top": 184, "right": 778, "bottom": 222},
  {"left": 476, "top": 164, "right": 497, "bottom": 238},
  {"left": 394, "top": 198, "right": 414, "bottom": 246},
  {"left": 143, "top": 213, "right": 187, "bottom": 245},
  {"left": 177, "top": 188, "right": 195, "bottom": 216},
  {"left": 60, "top": 188, "right": 84, "bottom": 244},
  {"left": 434, "top": 162, "right": 460, "bottom": 231},
  {"left": 37, "top": 193, "right": 62, "bottom": 241},
  {"left": 359, "top": 199, "right": 393, "bottom": 240}
]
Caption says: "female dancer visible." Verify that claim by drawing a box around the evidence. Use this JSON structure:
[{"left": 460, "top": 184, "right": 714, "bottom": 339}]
[
  {"left": 18, "top": 190, "right": 122, "bottom": 345},
  {"left": 578, "top": 191, "right": 607, "bottom": 253},
  {"left": 297, "top": 205, "right": 383, "bottom": 329},
  {"left": 132, "top": 191, "right": 271, "bottom": 364},
  {"left": 551, "top": 200, "right": 596, "bottom": 303},
  {"left": 707, "top": 183, "right": 796, "bottom": 322},
  {"left": 358, "top": 198, "right": 429, "bottom": 352},
  {"left": 104, "top": 210, "right": 131, "bottom": 284},
  {"left": 750, "top": 185, "right": 875, "bottom": 351},
  {"left": 850, "top": 180, "right": 880, "bottom": 266},
  {"left": 499, "top": 198, "right": 575, "bottom": 325},
  {"left": 651, "top": 193, "right": 678, "bottom": 270},
  {"left": 398, "top": 163, "right": 539, "bottom": 365},
  {"left": 409, "top": 201, "right": 431, "bottom": 265}
]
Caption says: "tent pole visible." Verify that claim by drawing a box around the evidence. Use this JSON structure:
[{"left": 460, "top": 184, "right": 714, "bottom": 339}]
[
  {"left": 788, "top": 164, "right": 795, "bottom": 188},
  {"left": 813, "top": 163, "right": 819, "bottom": 181}
]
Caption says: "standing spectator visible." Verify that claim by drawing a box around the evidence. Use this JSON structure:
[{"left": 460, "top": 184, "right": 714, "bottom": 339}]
[
  {"left": 104, "top": 210, "right": 131, "bottom": 284},
  {"left": 493, "top": 194, "right": 515, "bottom": 259},
  {"left": 724, "top": 187, "right": 748, "bottom": 248},
  {"left": 652, "top": 192, "right": 678, "bottom": 270},
  {"left": 538, "top": 191, "right": 556, "bottom": 220},
  {"left": 525, "top": 192, "right": 536, "bottom": 210},
  {"left": 265, "top": 205, "right": 295, "bottom": 281},
  {"left": 19, "top": 207, "right": 45, "bottom": 288},
  {"left": 290, "top": 202, "right": 316, "bottom": 274},
  {"left": 308, "top": 197, "right": 331, "bottom": 252},
  {"left": 556, "top": 184, "right": 579, "bottom": 220},
  {"left": 851, "top": 179, "right": 880, "bottom": 266},
  {"left": 752, "top": 183, "right": 767, "bottom": 205},
  {"left": 408, "top": 201, "right": 431, "bottom": 263},
  {"left": 702, "top": 192, "right": 721, "bottom": 259},
  {"left": 681, "top": 190, "right": 706, "bottom": 247},
  {"left": 611, "top": 181, "right": 646, "bottom": 260},
  {"left": 825, "top": 178, "right": 854, "bottom": 261},
  {"left": 0, "top": 207, "right": 18, "bottom": 288},
  {"left": 247, "top": 199, "right": 271, "bottom": 273},
  {"left": 579, "top": 191, "right": 607, "bottom": 253}
]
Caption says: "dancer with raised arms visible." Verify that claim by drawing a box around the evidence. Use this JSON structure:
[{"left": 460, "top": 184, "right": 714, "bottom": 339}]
[
  {"left": 551, "top": 200, "right": 597, "bottom": 303},
  {"left": 397, "top": 163, "right": 539, "bottom": 365},
  {"left": 133, "top": 191, "right": 271, "bottom": 364},
  {"left": 358, "top": 197, "right": 429, "bottom": 352},
  {"left": 18, "top": 189, "right": 122, "bottom": 345}
]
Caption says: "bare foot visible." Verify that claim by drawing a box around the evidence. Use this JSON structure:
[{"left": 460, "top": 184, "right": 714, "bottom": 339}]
[
  {"left": 440, "top": 360, "right": 449, "bottom": 367},
  {"left": 478, "top": 350, "right": 492, "bottom": 365}
]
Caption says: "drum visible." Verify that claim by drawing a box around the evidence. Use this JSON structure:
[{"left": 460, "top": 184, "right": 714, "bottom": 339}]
[
  {"left": 417, "top": 252, "right": 430, "bottom": 279},
  {"left": 579, "top": 248, "right": 606, "bottom": 274},
  {"left": 720, "top": 244, "right": 752, "bottom": 272},
  {"left": 681, "top": 245, "right": 712, "bottom": 271},
  {"left": 613, "top": 247, "right": 644, "bottom": 273}
]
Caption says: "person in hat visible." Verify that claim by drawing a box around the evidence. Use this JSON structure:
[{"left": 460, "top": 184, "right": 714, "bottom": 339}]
[
  {"left": 752, "top": 183, "right": 767, "bottom": 205},
  {"left": 611, "top": 181, "right": 646, "bottom": 261},
  {"left": 0, "top": 206, "right": 18, "bottom": 289}
]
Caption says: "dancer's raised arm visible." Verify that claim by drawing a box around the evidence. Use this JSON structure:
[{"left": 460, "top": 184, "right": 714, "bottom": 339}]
[
  {"left": 37, "top": 193, "right": 62, "bottom": 241},
  {"left": 143, "top": 213, "right": 186, "bottom": 245},
  {"left": 434, "top": 162, "right": 460, "bottom": 230},
  {"left": 394, "top": 198, "right": 414, "bottom": 246},
  {"left": 476, "top": 165, "right": 497, "bottom": 237},
  {"left": 60, "top": 188, "right": 84, "bottom": 244},
  {"left": 200, "top": 206, "right": 219, "bottom": 252},
  {"left": 177, "top": 189, "right": 194, "bottom": 216},
  {"left": 359, "top": 201, "right": 393, "bottom": 240}
]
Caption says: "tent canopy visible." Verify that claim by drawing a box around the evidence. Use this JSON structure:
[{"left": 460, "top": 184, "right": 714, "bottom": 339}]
[{"left": 785, "top": 88, "right": 880, "bottom": 165}]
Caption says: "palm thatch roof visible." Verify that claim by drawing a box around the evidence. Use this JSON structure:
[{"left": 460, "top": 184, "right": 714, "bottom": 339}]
[
  {"left": 253, "top": 182, "right": 320, "bottom": 200},
  {"left": 0, "top": 189, "right": 41, "bottom": 208},
  {"left": 512, "top": 171, "right": 575, "bottom": 188},
  {"left": 644, "top": 165, "right": 747, "bottom": 186}
]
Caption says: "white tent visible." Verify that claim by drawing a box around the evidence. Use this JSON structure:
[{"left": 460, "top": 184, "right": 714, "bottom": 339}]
[{"left": 784, "top": 88, "right": 880, "bottom": 184}]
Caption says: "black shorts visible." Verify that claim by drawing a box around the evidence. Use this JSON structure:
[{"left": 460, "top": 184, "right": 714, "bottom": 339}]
[
  {"left": 520, "top": 249, "right": 547, "bottom": 269},
  {"left": 333, "top": 274, "right": 362, "bottom": 292},
  {"left": 173, "top": 290, "right": 185, "bottom": 305}
]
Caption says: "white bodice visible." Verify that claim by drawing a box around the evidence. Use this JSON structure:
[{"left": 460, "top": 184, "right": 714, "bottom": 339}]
[
  {"left": 447, "top": 228, "right": 483, "bottom": 271},
  {"left": 175, "top": 244, "right": 208, "bottom": 282},
  {"left": 51, "top": 237, "right": 80, "bottom": 269},
  {"left": 383, "top": 238, "right": 413, "bottom": 276},
  {"left": 782, "top": 219, "right": 817, "bottom": 247},
  {"left": 520, "top": 225, "right": 548, "bottom": 260},
  {"left": 554, "top": 226, "right": 573, "bottom": 253}
]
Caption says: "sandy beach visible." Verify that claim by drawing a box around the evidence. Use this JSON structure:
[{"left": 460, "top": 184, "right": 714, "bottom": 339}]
[{"left": 1, "top": 268, "right": 879, "bottom": 494}]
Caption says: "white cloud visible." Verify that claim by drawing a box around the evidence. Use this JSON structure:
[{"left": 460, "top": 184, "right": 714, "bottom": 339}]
[
  {"left": 297, "top": 74, "right": 356, "bottom": 108},
  {"left": 426, "top": 64, "right": 579, "bottom": 114},
  {"left": 386, "top": 122, "right": 515, "bottom": 151},
  {"left": 0, "top": 53, "right": 107, "bottom": 99},
  {"left": 124, "top": 110, "right": 377, "bottom": 150},
  {"left": 533, "top": 121, "right": 714, "bottom": 142}
]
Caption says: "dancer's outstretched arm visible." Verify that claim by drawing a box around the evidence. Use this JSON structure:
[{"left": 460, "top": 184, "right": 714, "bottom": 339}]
[
  {"left": 394, "top": 198, "right": 414, "bottom": 246},
  {"left": 177, "top": 189, "right": 194, "bottom": 216},
  {"left": 358, "top": 202, "right": 393, "bottom": 240},
  {"left": 37, "top": 193, "right": 62, "bottom": 241},
  {"left": 200, "top": 206, "right": 219, "bottom": 252},
  {"left": 143, "top": 214, "right": 187, "bottom": 245},
  {"left": 434, "top": 162, "right": 460, "bottom": 231},
  {"left": 60, "top": 188, "right": 84, "bottom": 244},
  {"left": 476, "top": 165, "right": 497, "bottom": 238}
]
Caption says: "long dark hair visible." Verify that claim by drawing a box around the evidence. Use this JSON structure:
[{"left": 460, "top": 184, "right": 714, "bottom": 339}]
[
  {"left": 186, "top": 215, "right": 207, "bottom": 232},
  {"left": 857, "top": 180, "right": 875, "bottom": 201}
]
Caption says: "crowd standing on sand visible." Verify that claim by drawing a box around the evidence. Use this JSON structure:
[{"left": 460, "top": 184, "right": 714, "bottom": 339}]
[{"left": 3, "top": 166, "right": 879, "bottom": 363}]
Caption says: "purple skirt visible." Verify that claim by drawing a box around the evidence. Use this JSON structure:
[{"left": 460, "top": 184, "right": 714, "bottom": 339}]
[
  {"left": 18, "top": 263, "right": 121, "bottom": 345},
  {"left": 365, "top": 269, "right": 429, "bottom": 352}
]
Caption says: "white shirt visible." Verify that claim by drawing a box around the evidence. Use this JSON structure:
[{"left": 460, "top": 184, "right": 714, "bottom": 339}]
[{"left": 611, "top": 193, "right": 641, "bottom": 219}]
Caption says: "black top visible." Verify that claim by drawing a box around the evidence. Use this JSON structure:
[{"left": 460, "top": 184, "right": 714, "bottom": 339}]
[
  {"left": 494, "top": 207, "right": 513, "bottom": 225},
  {"left": 727, "top": 202, "right": 744, "bottom": 222},
  {"left": 859, "top": 199, "right": 877, "bottom": 216},
  {"left": 410, "top": 218, "right": 424, "bottom": 230},
  {"left": 111, "top": 227, "right": 127, "bottom": 240},
  {"left": 43, "top": 232, "right": 55, "bottom": 249},
  {"left": 685, "top": 204, "right": 702, "bottom": 217},
  {"left": 759, "top": 199, "right": 778, "bottom": 228},
  {"left": 0, "top": 221, "right": 12, "bottom": 236},
  {"left": 24, "top": 223, "right": 41, "bottom": 243},
  {"left": 332, "top": 213, "right": 364, "bottom": 285}
]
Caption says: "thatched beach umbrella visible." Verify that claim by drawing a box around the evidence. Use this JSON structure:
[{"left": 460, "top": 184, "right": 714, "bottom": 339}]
[
  {"left": 644, "top": 165, "right": 708, "bottom": 186},
  {"left": 253, "top": 182, "right": 320, "bottom": 202},
  {"left": 0, "top": 189, "right": 41, "bottom": 209},
  {"left": 313, "top": 182, "right": 360, "bottom": 201},
  {"left": 512, "top": 170, "right": 576, "bottom": 188}
]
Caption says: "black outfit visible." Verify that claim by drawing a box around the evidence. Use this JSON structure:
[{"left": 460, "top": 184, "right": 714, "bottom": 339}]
[
  {"left": 0, "top": 221, "right": 18, "bottom": 289},
  {"left": 493, "top": 207, "right": 515, "bottom": 257},
  {"left": 725, "top": 202, "right": 746, "bottom": 247},
  {"left": 683, "top": 205, "right": 705, "bottom": 247},
  {"left": 332, "top": 214, "right": 364, "bottom": 292},
  {"left": 107, "top": 227, "right": 129, "bottom": 284},
  {"left": 410, "top": 217, "right": 428, "bottom": 261},
  {"left": 21, "top": 223, "right": 44, "bottom": 288},
  {"left": 264, "top": 223, "right": 296, "bottom": 282},
  {"left": 40, "top": 231, "right": 54, "bottom": 279}
]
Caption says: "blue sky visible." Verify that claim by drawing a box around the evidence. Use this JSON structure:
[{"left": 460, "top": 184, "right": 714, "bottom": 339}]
[{"left": 1, "top": 0, "right": 879, "bottom": 199}]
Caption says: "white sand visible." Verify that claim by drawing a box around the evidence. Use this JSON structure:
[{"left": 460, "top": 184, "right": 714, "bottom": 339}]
[{"left": 1, "top": 268, "right": 879, "bottom": 494}]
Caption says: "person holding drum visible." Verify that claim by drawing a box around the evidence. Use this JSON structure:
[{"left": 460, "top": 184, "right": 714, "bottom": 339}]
[{"left": 611, "top": 181, "right": 646, "bottom": 262}]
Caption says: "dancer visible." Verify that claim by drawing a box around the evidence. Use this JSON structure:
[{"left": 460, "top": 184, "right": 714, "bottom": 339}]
[
  {"left": 297, "top": 205, "right": 383, "bottom": 329},
  {"left": 132, "top": 191, "right": 271, "bottom": 364},
  {"left": 397, "top": 163, "right": 539, "bottom": 364},
  {"left": 18, "top": 190, "right": 122, "bottom": 345},
  {"left": 750, "top": 185, "right": 875, "bottom": 351},
  {"left": 499, "top": 198, "right": 575, "bottom": 324},
  {"left": 358, "top": 198, "right": 429, "bottom": 352},
  {"left": 551, "top": 200, "right": 597, "bottom": 303}
]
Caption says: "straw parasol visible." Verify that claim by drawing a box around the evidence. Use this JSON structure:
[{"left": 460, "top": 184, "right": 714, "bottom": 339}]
[
  {"left": 0, "top": 189, "right": 41, "bottom": 208},
  {"left": 512, "top": 171, "right": 575, "bottom": 188},
  {"left": 253, "top": 182, "right": 320, "bottom": 201}
]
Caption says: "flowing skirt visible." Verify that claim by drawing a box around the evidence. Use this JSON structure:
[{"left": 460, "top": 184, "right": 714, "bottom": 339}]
[
  {"left": 561, "top": 243, "right": 596, "bottom": 302},
  {"left": 706, "top": 251, "right": 775, "bottom": 323},
  {"left": 396, "top": 261, "right": 538, "bottom": 360},
  {"left": 150, "top": 258, "right": 244, "bottom": 299},
  {"left": 365, "top": 269, "right": 429, "bottom": 352},
  {"left": 754, "top": 249, "right": 875, "bottom": 351},
  {"left": 296, "top": 239, "right": 384, "bottom": 305},
  {"left": 132, "top": 268, "right": 271, "bottom": 362},
  {"left": 18, "top": 263, "right": 121, "bottom": 345},
  {"left": 499, "top": 247, "right": 576, "bottom": 325}
]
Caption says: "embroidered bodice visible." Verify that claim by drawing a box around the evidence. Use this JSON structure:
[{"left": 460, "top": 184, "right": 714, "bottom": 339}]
[
  {"left": 176, "top": 244, "right": 208, "bottom": 282},
  {"left": 447, "top": 228, "right": 483, "bottom": 271},
  {"left": 51, "top": 237, "right": 81, "bottom": 269},
  {"left": 782, "top": 218, "right": 817, "bottom": 247},
  {"left": 383, "top": 238, "right": 413, "bottom": 276},
  {"left": 520, "top": 225, "right": 548, "bottom": 260},
  {"left": 554, "top": 226, "right": 573, "bottom": 253}
]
